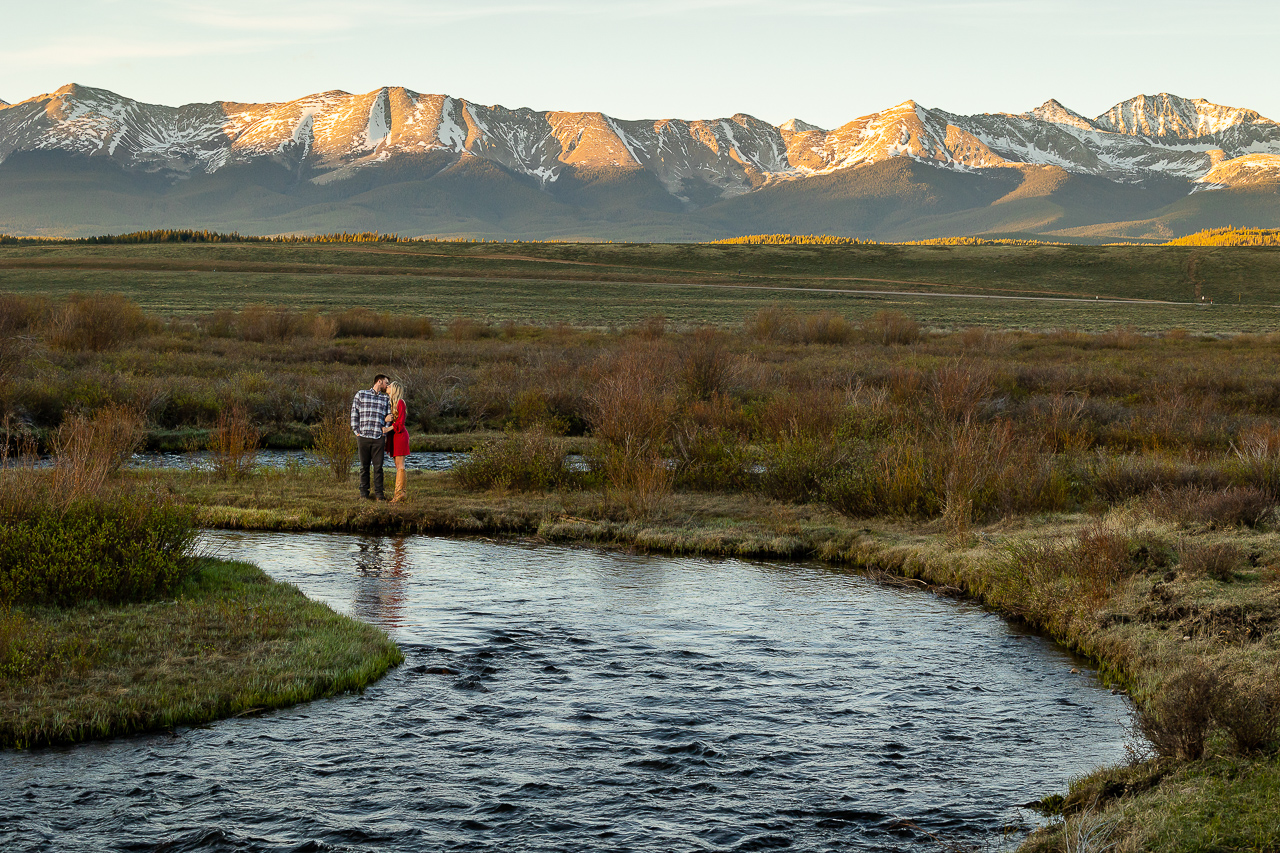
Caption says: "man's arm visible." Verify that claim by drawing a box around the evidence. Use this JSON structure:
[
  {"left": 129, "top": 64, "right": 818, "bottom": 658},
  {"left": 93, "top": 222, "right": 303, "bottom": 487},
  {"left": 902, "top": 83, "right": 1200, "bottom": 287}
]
[{"left": 351, "top": 394, "right": 361, "bottom": 435}]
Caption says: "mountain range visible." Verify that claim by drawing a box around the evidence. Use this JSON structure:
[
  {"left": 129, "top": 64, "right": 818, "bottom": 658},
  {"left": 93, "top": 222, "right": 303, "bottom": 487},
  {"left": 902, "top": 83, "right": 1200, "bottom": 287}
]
[{"left": 2, "top": 84, "right": 1279, "bottom": 241}]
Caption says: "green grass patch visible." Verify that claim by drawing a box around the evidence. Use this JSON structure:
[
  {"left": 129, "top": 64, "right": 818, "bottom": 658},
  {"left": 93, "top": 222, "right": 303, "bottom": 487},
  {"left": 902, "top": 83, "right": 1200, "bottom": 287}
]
[{"left": 0, "top": 557, "right": 402, "bottom": 749}]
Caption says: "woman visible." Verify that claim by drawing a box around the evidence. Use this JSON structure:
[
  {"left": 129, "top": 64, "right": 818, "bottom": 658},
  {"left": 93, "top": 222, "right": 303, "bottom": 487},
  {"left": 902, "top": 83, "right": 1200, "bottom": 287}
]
[{"left": 383, "top": 381, "right": 410, "bottom": 502}]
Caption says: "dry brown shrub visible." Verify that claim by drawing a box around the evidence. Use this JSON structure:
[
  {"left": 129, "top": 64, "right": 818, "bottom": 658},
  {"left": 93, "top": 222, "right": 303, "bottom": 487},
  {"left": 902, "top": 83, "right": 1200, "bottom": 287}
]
[
  {"left": 588, "top": 343, "right": 677, "bottom": 517},
  {"left": 0, "top": 415, "right": 38, "bottom": 470},
  {"left": 236, "top": 304, "right": 305, "bottom": 343},
  {"left": 50, "top": 405, "right": 146, "bottom": 503},
  {"left": 310, "top": 314, "right": 339, "bottom": 340},
  {"left": 958, "top": 326, "right": 989, "bottom": 350},
  {"left": 931, "top": 361, "right": 994, "bottom": 423},
  {"left": 1135, "top": 665, "right": 1219, "bottom": 760},
  {"left": 1147, "top": 486, "right": 1274, "bottom": 529},
  {"left": 743, "top": 304, "right": 790, "bottom": 342},
  {"left": 0, "top": 293, "right": 49, "bottom": 335},
  {"left": 1095, "top": 325, "right": 1142, "bottom": 350},
  {"left": 863, "top": 310, "right": 921, "bottom": 346},
  {"left": 1236, "top": 422, "right": 1280, "bottom": 460},
  {"left": 1210, "top": 672, "right": 1280, "bottom": 755},
  {"left": 1030, "top": 392, "right": 1090, "bottom": 453},
  {"left": 449, "top": 317, "right": 492, "bottom": 341},
  {"left": 757, "top": 390, "right": 845, "bottom": 440},
  {"left": 886, "top": 366, "right": 925, "bottom": 405},
  {"left": 1178, "top": 542, "right": 1243, "bottom": 582},
  {"left": 333, "top": 308, "right": 433, "bottom": 339},
  {"left": 46, "top": 293, "right": 150, "bottom": 351},
  {"left": 1090, "top": 453, "right": 1227, "bottom": 502},
  {"left": 633, "top": 314, "right": 667, "bottom": 339},
  {"left": 680, "top": 328, "right": 736, "bottom": 401},
  {"left": 209, "top": 403, "right": 259, "bottom": 479},
  {"left": 1074, "top": 522, "right": 1141, "bottom": 600},
  {"left": 795, "top": 311, "right": 853, "bottom": 345},
  {"left": 310, "top": 407, "right": 356, "bottom": 481},
  {"left": 684, "top": 393, "right": 751, "bottom": 436}
]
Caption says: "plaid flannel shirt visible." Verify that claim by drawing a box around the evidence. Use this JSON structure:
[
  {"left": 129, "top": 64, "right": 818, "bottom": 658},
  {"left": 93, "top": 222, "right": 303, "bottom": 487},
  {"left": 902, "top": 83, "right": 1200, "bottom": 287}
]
[{"left": 350, "top": 389, "right": 391, "bottom": 439}]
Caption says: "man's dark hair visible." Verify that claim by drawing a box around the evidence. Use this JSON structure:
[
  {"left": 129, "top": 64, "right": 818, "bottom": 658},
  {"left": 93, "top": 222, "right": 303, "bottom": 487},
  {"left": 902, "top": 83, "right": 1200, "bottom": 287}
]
[{"left": 373, "top": 373, "right": 390, "bottom": 383}]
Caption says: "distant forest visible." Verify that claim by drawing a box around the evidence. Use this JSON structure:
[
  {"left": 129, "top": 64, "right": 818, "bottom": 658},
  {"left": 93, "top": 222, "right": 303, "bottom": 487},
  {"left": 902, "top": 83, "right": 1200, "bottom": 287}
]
[{"left": 2, "top": 227, "right": 1279, "bottom": 248}]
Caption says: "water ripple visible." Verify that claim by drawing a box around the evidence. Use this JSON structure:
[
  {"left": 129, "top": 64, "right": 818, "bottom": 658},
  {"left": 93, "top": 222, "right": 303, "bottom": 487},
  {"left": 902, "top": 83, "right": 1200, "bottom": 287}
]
[{"left": 0, "top": 533, "right": 1133, "bottom": 852}]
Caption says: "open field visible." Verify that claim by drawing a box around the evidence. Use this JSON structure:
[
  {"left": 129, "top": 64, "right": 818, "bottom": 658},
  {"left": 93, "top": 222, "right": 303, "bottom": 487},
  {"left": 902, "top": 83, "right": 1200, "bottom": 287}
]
[{"left": 2, "top": 240, "right": 1280, "bottom": 331}]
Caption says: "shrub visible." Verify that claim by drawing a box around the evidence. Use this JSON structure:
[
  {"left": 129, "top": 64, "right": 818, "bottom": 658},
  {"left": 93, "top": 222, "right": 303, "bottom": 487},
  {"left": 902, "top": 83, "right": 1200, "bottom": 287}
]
[
  {"left": 743, "top": 305, "right": 852, "bottom": 344},
  {"left": 1135, "top": 665, "right": 1218, "bottom": 761},
  {"left": 1088, "top": 453, "right": 1228, "bottom": 502},
  {"left": 452, "top": 427, "right": 578, "bottom": 492},
  {"left": 1178, "top": 542, "right": 1243, "bottom": 582},
  {"left": 50, "top": 405, "right": 147, "bottom": 504},
  {"left": 235, "top": 304, "right": 307, "bottom": 343},
  {"left": 1148, "top": 486, "right": 1275, "bottom": 528},
  {"left": 824, "top": 438, "right": 940, "bottom": 518},
  {"left": 758, "top": 434, "right": 849, "bottom": 503},
  {"left": 209, "top": 403, "right": 259, "bottom": 479},
  {"left": 632, "top": 314, "right": 667, "bottom": 339},
  {"left": 671, "top": 426, "right": 753, "bottom": 491},
  {"left": 332, "top": 307, "right": 433, "bottom": 339},
  {"left": 311, "top": 408, "right": 356, "bottom": 481},
  {"left": 679, "top": 328, "right": 735, "bottom": 401},
  {"left": 0, "top": 485, "right": 196, "bottom": 608},
  {"left": 930, "top": 361, "right": 994, "bottom": 423},
  {"left": 46, "top": 293, "right": 150, "bottom": 351},
  {"left": 590, "top": 444, "right": 674, "bottom": 518},
  {"left": 0, "top": 293, "right": 49, "bottom": 335},
  {"left": 863, "top": 310, "right": 921, "bottom": 346},
  {"left": 1210, "top": 673, "right": 1280, "bottom": 755}
]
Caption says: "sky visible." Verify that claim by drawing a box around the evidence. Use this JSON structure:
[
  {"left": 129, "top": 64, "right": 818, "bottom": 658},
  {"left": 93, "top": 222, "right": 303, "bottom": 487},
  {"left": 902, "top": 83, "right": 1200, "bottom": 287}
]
[{"left": 4, "top": 0, "right": 1280, "bottom": 127}]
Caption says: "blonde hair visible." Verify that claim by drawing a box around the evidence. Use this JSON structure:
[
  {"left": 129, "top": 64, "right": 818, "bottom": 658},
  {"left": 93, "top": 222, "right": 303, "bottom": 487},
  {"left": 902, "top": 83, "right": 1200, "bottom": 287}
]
[{"left": 387, "top": 381, "right": 404, "bottom": 409}]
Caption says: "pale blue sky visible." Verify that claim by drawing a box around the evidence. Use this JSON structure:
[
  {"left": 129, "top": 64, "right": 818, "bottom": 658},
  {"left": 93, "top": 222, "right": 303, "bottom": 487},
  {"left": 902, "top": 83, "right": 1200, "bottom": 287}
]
[{"left": 4, "top": 0, "right": 1277, "bottom": 127}]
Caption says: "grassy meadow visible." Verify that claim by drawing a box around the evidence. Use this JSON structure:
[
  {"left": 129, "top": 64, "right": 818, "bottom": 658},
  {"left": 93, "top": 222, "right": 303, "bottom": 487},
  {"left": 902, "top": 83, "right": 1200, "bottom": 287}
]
[
  {"left": 3, "top": 239, "right": 1280, "bottom": 331},
  {"left": 4, "top": 239, "right": 1280, "bottom": 850}
]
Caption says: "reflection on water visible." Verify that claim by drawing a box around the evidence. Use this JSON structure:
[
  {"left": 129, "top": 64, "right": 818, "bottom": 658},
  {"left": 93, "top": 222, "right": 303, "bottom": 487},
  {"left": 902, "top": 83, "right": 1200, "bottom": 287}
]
[
  {"left": 0, "top": 532, "right": 1134, "bottom": 853},
  {"left": 354, "top": 537, "right": 410, "bottom": 629}
]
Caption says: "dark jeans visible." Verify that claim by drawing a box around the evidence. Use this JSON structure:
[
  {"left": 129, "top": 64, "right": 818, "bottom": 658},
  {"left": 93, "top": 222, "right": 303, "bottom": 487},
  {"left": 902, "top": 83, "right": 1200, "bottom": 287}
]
[{"left": 357, "top": 435, "right": 386, "bottom": 497}]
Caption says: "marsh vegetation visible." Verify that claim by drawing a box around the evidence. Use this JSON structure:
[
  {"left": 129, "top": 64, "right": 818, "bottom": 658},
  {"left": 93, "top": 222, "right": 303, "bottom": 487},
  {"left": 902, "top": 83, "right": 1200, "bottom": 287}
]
[{"left": 4, "top": 239, "right": 1280, "bottom": 849}]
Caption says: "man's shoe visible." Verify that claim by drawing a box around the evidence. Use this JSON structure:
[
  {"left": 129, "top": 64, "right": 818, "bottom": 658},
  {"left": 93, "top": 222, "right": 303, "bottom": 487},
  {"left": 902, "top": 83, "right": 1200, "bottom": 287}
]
[
  {"left": 360, "top": 494, "right": 374, "bottom": 501},
  {"left": 375, "top": 494, "right": 387, "bottom": 501}
]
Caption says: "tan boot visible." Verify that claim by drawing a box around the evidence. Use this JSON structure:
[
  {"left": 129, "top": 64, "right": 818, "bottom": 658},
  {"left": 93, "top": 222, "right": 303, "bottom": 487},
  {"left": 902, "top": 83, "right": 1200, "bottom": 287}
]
[{"left": 391, "top": 467, "right": 407, "bottom": 503}]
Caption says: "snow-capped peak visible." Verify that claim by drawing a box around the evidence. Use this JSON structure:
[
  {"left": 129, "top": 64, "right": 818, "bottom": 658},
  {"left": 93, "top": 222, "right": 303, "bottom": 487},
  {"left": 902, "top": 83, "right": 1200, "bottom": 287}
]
[
  {"left": 2, "top": 84, "right": 1280, "bottom": 203},
  {"left": 779, "top": 118, "right": 824, "bottom": 133},
  {"left": 1026, "top": 99, "right": 1095, "bottom": 131}
]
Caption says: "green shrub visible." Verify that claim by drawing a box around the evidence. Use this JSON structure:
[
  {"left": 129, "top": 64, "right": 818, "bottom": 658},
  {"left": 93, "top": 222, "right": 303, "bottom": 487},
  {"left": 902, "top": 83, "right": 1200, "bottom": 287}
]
[
  {"left": 671, "top": 427, "right": 754, "bottom": 491},
  {"left": 758, "top": 435, "right": 849, "bottom": 503},
  {"left": 0, "top": 488, "right": 196, "bottom": 608},
  {"left": 452, "top": 428, "right": 579, "bottom": 492}
]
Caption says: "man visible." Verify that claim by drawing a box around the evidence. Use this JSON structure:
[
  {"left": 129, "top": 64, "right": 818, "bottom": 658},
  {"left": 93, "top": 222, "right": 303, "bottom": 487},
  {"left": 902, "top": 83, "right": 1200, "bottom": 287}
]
[{"left": 351, "top": 373, "right": 393, "bottom": 500}]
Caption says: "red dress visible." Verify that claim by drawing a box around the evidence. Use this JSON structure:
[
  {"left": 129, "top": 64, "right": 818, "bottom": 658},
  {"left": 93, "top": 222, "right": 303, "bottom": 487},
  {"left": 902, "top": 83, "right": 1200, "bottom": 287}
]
[{"left": 387, "top": 400, "right": 410, "bottom": 457}]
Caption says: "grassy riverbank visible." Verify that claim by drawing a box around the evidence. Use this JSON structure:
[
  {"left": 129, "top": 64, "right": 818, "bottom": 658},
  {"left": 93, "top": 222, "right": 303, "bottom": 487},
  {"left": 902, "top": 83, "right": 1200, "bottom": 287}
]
[
  {"left": 0, "top": 436, "right": 403, "bottom": 749},
  {"left": 0, "top": 557, "right": 403, "bottom": 749},
  {"left": 135, "top": 463, "right": 1280, "bottom": 853}
]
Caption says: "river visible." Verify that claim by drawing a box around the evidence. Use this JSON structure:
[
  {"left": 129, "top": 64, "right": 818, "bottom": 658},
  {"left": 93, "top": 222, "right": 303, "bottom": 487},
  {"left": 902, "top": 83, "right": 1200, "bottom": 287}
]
[{"left": 0, "top": 532, "right": 1131, "bottom": 852}]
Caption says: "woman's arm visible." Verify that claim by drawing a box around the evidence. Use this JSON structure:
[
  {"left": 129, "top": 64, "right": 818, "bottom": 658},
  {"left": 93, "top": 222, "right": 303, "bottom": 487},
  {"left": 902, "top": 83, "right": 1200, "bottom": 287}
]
[{"left": 394, "top": 400, "right": 407, "bottom": 433}]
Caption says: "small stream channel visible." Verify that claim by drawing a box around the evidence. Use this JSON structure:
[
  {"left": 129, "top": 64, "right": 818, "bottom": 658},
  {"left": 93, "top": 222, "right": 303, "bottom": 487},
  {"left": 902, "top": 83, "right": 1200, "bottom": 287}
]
[{"left": 0, "top": 533, "right": 1132, "bottom": 852}]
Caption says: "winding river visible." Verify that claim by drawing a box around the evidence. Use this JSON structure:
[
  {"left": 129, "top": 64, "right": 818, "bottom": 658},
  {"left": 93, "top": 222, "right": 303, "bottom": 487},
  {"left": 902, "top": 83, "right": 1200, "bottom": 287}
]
[{"left": 0, "top": 533, "right": 1131, "bottom": 852}]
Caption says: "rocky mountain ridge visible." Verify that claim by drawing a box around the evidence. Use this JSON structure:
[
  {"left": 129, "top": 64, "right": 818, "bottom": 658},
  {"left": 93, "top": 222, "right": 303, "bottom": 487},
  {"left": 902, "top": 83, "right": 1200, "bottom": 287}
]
[{"left": 4, "top": 84, "right": 1280, "bottom": 207}]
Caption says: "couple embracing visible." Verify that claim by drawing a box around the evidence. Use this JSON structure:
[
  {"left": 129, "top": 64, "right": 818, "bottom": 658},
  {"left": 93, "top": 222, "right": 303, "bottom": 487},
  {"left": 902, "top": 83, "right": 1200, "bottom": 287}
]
[{"left": 350, "top": 373, "right": 411, "bottom": 502}]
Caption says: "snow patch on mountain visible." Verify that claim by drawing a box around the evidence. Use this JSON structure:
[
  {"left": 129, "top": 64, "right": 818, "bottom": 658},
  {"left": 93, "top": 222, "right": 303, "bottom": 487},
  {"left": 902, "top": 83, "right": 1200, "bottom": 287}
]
[{"left": 5, "top": 84, "right": 1280, "bottom": 206}]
